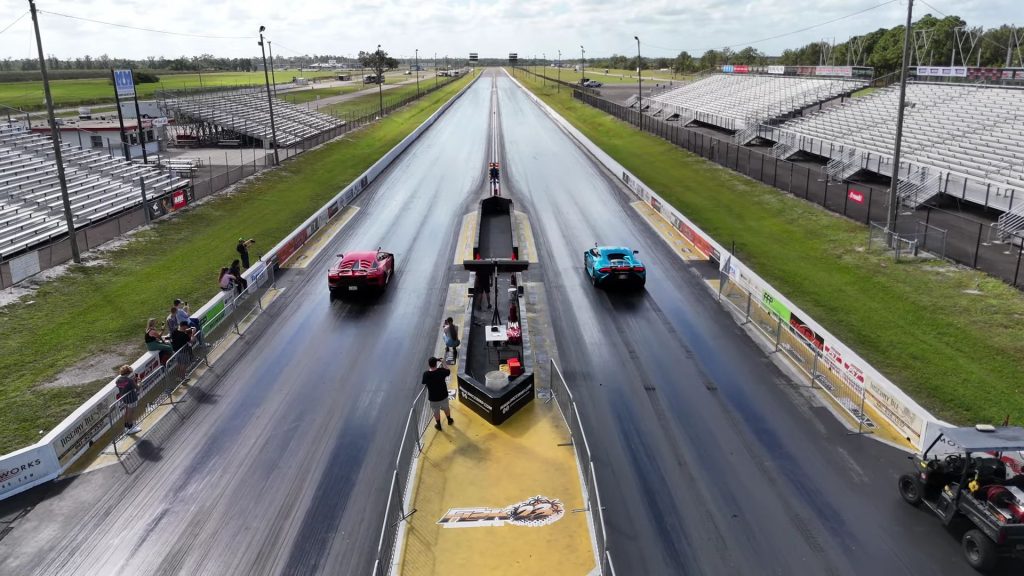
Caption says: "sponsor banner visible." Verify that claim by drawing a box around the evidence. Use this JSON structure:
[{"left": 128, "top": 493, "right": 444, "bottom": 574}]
[
  {"left": 789, "top": 311, "right": 824, "bottom": 350},
  {"left": 916, "top": 66, "right": 967, "bottom": 78},
  {"left": 0, "top": 444, "right": 60, "bottom": 501},
  {"left": 245, "top": 261, "right": 268, "bottom": 289},
  {"left": 326, "top": 200, "right": 340, "bottom": 219},
  {"left": 113, "top": 69, "right": 136, "bottom": 98},
  {"left": 44, "top": 386, "right": 117, "bottom": 469},
  {"left": 199, "top": 298, "right": 227, "bottom": 332},
  {"left": 767, "top": 65, "right": 786, "bottom": 75},
  {"left": 733, "top": 65, "right": 749, "bottom": 74},
  {"left": 796, "top": 66, "right": 817, "bottom": 76},
  {"left": 9, "top": 250, "right": 41, "bottom": 284},
  {"left": 762, "top": 291, "right": 791, "bottom": 322},
  {"left": 678, "top": 220, "right": 719, "bottom": 261},
  {"left": 721, "top": 65, "right": 734, "bottom": 73},
  {"left": 274, "top": 228, "right": 310, "bottom": 265},
  {"left": 149, "top": 187, "right": 193, "bottom": 220},
  {"left": 847, "top": 189, "right": 865, "bottom": 204},
  {"left": 815, "top": 66, "right": 852, "bottom": 77}
]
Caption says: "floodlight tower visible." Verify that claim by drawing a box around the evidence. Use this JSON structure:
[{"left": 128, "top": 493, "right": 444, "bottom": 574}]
[{"left": 258, "top": 26, "right": 280, "bottom": 166}]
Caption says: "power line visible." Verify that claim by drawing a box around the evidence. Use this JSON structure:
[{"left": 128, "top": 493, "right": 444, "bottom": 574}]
[
  {"left": 643, "top": 0, "right": 899, "bottom": 54},
  {"left": 0, "top": 11, "right": 28, "bottom": 36},
  {"left": 38, "top": 9, "right": 252, "bottom": 39}
]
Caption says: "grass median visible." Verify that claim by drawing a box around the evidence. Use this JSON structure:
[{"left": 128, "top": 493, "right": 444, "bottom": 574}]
[
  {"left": 0, "top": 71, "right": 476, "bottom": 454},
  {"left": 514, "top": 71, "right": 1024, "bottom": 428},
  {"left": 0, "top": 69, "right": 339, "bottom": 110},
  {"left": 323, "top": 76, "right": 458, "bottom": 119}
]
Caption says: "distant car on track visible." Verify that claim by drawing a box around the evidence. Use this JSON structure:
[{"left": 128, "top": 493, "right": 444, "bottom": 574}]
[
  {"left": 583, "top": 245, "right": 645, "bottom": 288},
  {"left": 583, "top": 80, "right": 603, "bottom": 88},
  {"left": 328, "top": 248, "right": 394, "bottom": 298}
]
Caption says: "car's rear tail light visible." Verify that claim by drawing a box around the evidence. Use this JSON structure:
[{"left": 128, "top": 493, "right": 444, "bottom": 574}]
[
  {"left": 599, "top": 267, "right": 610, "bottom": 273},
  {"left": 633, "top": 266, "right": 645, "bottom": 272}
]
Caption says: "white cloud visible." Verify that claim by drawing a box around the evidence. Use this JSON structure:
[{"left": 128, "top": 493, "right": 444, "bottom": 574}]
[{"left": 0, "top": 0, "right": 1018, "bottom": 61}]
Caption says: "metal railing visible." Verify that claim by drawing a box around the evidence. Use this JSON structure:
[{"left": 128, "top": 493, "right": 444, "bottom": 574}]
[
  {"left": 716, "top": 273, "right": 876, "bottom": 434},
  {"left": 104, "top": 263, "right": 277, "bottom": 458},
  {"left": 370, "top": 386, "right": 431, "bottom": 576},
  {"left": 548, "top": 358, "right": 617, "bottom": 575}
]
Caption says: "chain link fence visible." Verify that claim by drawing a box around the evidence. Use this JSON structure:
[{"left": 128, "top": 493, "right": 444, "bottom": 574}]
[
  {"left": 516, "top": 68, "right": 1024, "bottom": 289},
  {"left": 549, "top": 358, "right": 617, "bottom": 576}
]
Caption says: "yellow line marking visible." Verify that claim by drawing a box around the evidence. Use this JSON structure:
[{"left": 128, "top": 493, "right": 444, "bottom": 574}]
[
  {"left": 631, "top": 200, "right": 703, "bottom": 262},
  {"left": 282, "top": 206, "right": 359, "bottom": 269},
  {"left": 453, "top": 211, "right": 479, "bottom": 265},
  {"left": 514, "top": 210, "right": 539, "bottom": 263}
]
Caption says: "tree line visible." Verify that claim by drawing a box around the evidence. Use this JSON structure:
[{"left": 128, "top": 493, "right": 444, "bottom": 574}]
[{"left": 591, "top": 14, "right": 1020, "bottom": 76}]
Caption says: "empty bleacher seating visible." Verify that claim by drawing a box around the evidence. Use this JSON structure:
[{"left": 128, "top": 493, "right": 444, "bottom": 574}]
[
  {"left": 775, "top": 82, "right": 1024, "bottom": 194},
  {"left": 0, "top": 123, "right": 190, "bottom": 259},
  {"left": 161, "top": 88, "right": 345, "bottom": 147},
  {"left": 646, "top": 74, "right": 866, "bottom": 130}
]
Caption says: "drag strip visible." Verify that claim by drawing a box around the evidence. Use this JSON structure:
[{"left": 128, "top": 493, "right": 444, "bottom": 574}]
[
  {"left": 0, "top": 76, "right": 491, "bottom": 576},
  {"left": 496, "top": 73, "right": 1016, "bottom": 575}
]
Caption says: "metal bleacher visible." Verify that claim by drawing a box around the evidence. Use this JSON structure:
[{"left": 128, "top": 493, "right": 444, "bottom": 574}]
[
  {"left": 645, "top": 74, "right": 866, "bottom": 132},
  {"left": 0, "top": 123, "right": 190, "bottom": 259},
  {"left": 769, "top": 82, "right": 1024, "bottom": 230},
  {"left": 161, "top": 87, "right": 345, "bottom": 147}
]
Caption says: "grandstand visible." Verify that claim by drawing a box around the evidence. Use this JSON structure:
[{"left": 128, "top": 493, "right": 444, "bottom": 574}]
[
  {"left": 644, "top": 74, "right": 866, "bottom": 134},
  {"left": 160, "top": 87, "right": 345, "bottom": 147},
  {"left": 763, "top": 82, "right": 1024, "bottom": 235},
  {"left": 0, "top": 122, "right": 189, "bottom": 260}
]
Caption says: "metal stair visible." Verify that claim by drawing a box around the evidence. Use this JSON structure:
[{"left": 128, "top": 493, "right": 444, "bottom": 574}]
[
  {"left": 825, "top": 146, "right": 862, "bottom": 181},
  {"left": 733, "top": 117, "right": 760, "bottom": 145},
  {"left": 996, "top": 203, "right": 1024, "bottom": 240},
  {"left": 896, "top": 168, "right": 942, "bottom": 208}
]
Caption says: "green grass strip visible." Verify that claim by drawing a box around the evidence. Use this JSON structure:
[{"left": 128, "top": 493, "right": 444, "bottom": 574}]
[
  {"left": 0, "top": 71, "right": 476, "bottom": 454},
  {"left": 514, "top": 71, "right": 1024, "bottom": 428}
]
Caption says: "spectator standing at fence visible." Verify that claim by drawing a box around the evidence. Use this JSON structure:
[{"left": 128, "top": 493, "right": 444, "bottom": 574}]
[
  {"left": 229, "top": 259, "right": 248, "bottom": 294},
  {"left": 219, "top": 267, "right": 235, "bottom": 292},
  {"left": 115, "top": 365, "right": 142, "bottom": 436},
  {"left": 442, "top": 317, "right": 460, "bottom": 363},
  {"left": 173, "top": 299, "right": 203, "bottom": 346},
  {"left": 236, "top": 237, "right": 256, "bottom": 269},
  {"left": 422, "top": 357, "right": 454, "bottom": 431}
]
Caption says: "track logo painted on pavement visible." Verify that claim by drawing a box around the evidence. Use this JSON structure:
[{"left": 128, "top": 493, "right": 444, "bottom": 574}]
[{"left": 437, "top": 495, "right": 564, "bottom": 528}]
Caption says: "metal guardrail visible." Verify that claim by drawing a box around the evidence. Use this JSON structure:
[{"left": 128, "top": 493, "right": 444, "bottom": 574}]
[
  {"left": 371, "top": 387, "right": 431, "bottom": 576},
  {"left": 548, "top": 358, "right": 617, "bottom": 576},
  {"left": 104, "top": 263, "right": 277, "bottom": 459}
]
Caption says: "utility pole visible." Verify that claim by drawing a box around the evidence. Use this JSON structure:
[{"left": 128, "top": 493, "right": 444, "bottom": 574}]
[
  {"left": 376, "top": 44, "right": 384, "bottom": 117},
  {"left": 110, "top": 69, "right": 131, "bottom": 160},
  {"left": 542, "top": 52, "right": 546, "bottom": 86},
  {"left": 415, "top": 48, "right": 420, "bottom": 96},
  {"left": 258, "top": 26, "right": 280, "bottom": 165},
  {"left": 558, "top": 49, "right": 561, "bottom": 92},
  {"left": 886, "top": 0, "right": 914, "bottom": 234},
  {"left": 268, "top": 41, "right": 277, "bottom": 97},
  {"left": 580, "top": 45, "right": 585, "bottom": 85},
  {"left": 635, "top": 36, "right": 642, "bottom": 130},
  {"left": 29, "top": 0, "right": 79, "bottom": 263},
  {"left": 434, "top": 52, "right": 438, "bottom": 88}
]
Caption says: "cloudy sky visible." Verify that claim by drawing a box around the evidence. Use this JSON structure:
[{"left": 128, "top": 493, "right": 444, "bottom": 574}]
[{"left": 0, "top": 0, "right": 1018, "bottom": 61}]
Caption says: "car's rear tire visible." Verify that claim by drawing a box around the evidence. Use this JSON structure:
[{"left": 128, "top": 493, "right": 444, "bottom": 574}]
[
  {"left": 962, "top": 529, "right": 998, "bottom": 572},
  {"left": 329, "top": 289, "right": 337, "bottom": 301},
  {"left": 898, "top": 474, "right": 924, "bottom": 506}
]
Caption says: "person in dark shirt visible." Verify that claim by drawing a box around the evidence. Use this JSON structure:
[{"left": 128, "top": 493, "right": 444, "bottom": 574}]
[
  {"left": 236, "top": 237, "right": 255, "bottom": 269},
  {"left": 170, "top": 321, "right": 195, "bottom": 352},
  {"left": 422, "top": 357, "right": 454, "bottom": 431}
]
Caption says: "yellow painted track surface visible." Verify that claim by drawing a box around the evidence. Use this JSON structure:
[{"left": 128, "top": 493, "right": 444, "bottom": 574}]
[{"left": 398, "top": 381, "right": 594, "bottom": 576}]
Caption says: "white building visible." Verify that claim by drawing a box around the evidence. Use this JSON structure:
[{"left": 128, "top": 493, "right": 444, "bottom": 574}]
[{"left": 31, "top": 117, "right": 162, "bottom": 160}]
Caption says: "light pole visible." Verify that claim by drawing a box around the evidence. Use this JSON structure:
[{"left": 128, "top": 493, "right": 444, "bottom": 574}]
[
  {"left": 580, "top": 45, "right": 585, "bottom": 86},
  {"left": 376, "top": 45, "right": 384, "bottom": 117},
  {"left": 434, "top": 52, "right": 438, "bottom": 88},
  {"left": 257, "top": 26, "right": 280, "bottom": 165},
  {"left": 415, "top": 48, "right": 420, "bottom": 95},
  {"left": 29, "top": 0, "right": 79, "bottom": 263},
  {"left": 268, "top": 40, "right": 277, "bottom": 97},
  {"left": 558, "top": 49, "right": 561, "bottom": 92},
  {"left": 542, "top": 52, "right": 546, "bottom": 86},
  {"left": 635, "top": 35, "right": 642, "bottom": 130},
  {"left": 886, "top": 0, "right": 914, "bottom": 234}
]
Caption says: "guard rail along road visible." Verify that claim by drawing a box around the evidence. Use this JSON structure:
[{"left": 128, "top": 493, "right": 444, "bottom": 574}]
[{"left": 0, "top": 70, "right": 482, "bottom": 502}]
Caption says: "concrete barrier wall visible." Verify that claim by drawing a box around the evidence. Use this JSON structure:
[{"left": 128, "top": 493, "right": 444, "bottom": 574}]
[
  {"left": 505, "top": 70, "right": 938, "bottom": 450},
  {"left": 0, "top": 72, "right": 481, "bottom": 502}
]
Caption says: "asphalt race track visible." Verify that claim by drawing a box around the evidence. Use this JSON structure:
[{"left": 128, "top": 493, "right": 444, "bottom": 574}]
[
  {"left": 0, "top": 69, "right": 1019, "bottom": 575},
  {"left": 494, "top": 73, "right": 1020, "bottom": 576}
]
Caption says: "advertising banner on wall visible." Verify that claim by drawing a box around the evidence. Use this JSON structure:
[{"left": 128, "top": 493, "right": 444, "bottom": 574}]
[
  {"left": 916, "top": 66, "right": 967, "bottom": 77},
  {"left": 767, "top": 65, "right": 786, "bottom": 75},
  {"left": 0, "top": 444, "right": 60, "bottom": 500},
  {"left": 815, "top": 66, "right": 852, "bottom": 77}
]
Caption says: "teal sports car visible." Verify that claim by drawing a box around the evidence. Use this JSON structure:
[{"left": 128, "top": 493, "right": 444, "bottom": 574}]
[{"left": 583, "top": 245, "right": 646, "bottom": 288}]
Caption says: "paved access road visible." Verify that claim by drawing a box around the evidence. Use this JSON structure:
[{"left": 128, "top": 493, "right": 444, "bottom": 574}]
[
  {"left": 495, "top": 73, "right": 1021, "bottom": 576},
  {"left": 0, "top": 75, "right": 490, "bottom": 576}
]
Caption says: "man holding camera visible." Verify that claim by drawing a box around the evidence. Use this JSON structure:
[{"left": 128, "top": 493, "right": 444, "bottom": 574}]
[{"left": 236, "top": 237, "right": 256, "bottom": 269}]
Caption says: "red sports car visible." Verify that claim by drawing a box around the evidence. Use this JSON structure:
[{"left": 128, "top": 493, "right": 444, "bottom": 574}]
[{"left": 328, "top": 248, "right": 395, "bottom": 297}]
